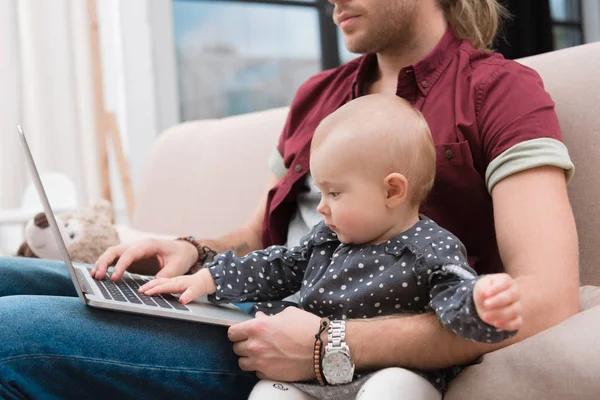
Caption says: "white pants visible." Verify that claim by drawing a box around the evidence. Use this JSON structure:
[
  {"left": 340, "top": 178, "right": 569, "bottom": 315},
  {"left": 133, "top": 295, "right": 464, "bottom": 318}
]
[{"left": 248, "top": 368, "right": 442, "bottom": 400}]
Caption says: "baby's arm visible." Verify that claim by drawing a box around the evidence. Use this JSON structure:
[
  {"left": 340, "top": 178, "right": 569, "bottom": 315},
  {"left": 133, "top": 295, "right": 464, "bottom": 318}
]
[
  {"left": 206, "top": 222, "right": 324, "bottom": 304},
  {"left": 139, "top": 242, "right": 310, "bottom": 305},
  {"left": 141, "top": 223, "right": 322, "bottom": 305},
  {"left": 206, "top": 243, "right": 309, "bottom": 304},
  {"left": 421, "top": 238, "right": 520, "bottom": 343}
]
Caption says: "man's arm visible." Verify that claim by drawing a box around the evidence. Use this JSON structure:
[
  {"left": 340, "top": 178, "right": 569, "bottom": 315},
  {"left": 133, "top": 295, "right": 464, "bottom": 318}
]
[
  {"left": 346, "top": 165, "right": 579, "bottom": 371},
  {"left": 198, "top": 173, "right": 280, "bottom": 256}
]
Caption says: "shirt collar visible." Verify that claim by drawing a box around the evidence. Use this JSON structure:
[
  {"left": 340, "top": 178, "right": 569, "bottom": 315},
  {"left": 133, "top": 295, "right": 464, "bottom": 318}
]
[
  {"left": 351, "top": 27, "right": 462, "bottom": 101},
  {"left": 384, "top": 214, "right": 437, "bottom": 256},
  {"left": 311, "top": 215, "right": 437, "bottom": 256}
]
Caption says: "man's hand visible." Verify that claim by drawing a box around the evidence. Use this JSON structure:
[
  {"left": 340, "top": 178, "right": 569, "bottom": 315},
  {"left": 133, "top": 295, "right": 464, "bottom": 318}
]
[
  {"left": 91, "top": 239, "right": 198, "bottom": 281},
  {"left": 228, "top": 307, "right": 321, "bottom": 381},
  {"left": 138, "top": 269, "right": 216, "bottom": 304},
  {"left": 474, "top": 273, "right": 523, "bottom": 331}
]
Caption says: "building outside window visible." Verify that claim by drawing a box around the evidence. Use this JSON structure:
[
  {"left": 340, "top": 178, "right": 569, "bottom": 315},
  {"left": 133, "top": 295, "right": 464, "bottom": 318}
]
[
  {"left": 550, "top": 0, "right": 584, "bottom": 49},
  {"left": 173, "top": 0, "right": 329, "bottom": 121}
]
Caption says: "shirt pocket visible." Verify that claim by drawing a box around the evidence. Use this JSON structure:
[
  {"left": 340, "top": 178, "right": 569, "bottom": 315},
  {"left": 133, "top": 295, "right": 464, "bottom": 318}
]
[
  {"left": 435, "top": 140, "right": 475, "bottom": 169},
  {"left": 431, "top": 140, "right": 483, "bottom": 195}
]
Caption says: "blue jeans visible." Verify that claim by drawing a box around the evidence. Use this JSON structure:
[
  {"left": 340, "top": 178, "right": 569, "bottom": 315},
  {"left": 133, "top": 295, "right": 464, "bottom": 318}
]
[{"left": 0, "top": 257, "right": 257, "bottom": 399}]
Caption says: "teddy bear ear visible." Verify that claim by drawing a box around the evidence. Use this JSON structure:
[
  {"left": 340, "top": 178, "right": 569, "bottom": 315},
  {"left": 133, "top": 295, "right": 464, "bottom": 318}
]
[{"left": 93, "top": 199, "right": 114, "bottom": 223}]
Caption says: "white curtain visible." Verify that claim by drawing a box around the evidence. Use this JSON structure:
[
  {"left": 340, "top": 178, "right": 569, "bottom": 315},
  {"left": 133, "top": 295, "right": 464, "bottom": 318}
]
[
  {"left": 0, "top": 0, "right": 100, "bottom": 253},
  {"left": 0, "top": 0, "right": 100, "bottom": 209}
]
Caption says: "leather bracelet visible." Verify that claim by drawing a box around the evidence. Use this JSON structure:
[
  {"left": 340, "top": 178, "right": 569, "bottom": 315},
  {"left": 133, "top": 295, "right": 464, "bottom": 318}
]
[
  {"left": 176, "top": 236, "right": 216, "bottom": 274},
  {"left": 314, "top": 317, "right": 330, "bottom": 386}
]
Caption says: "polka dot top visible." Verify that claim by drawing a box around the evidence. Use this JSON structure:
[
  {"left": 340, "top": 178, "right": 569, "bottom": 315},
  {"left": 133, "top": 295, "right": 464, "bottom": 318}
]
[{"left": 207, "top": 215, "right": 517, "bottom": 343}]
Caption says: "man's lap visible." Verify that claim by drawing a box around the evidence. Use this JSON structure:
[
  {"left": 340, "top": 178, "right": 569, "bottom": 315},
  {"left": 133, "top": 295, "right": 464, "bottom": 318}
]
[
  {"left": 0, "top": 257, "right": 76, "bottom": 297},
  {"left": 0, "top": 257, "right": 257, "bottom": 399}
]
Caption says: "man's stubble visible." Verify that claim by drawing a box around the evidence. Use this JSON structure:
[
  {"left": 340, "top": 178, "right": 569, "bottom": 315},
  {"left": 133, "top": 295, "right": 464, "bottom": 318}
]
[{"left": 343, "top": 1, "right": 419, "bottom": 55}]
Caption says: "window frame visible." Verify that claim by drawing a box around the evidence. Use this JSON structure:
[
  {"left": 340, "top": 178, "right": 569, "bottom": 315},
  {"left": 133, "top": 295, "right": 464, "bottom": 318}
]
[{"left": 550, "top": 0, "right": 585, "bottom": 48}]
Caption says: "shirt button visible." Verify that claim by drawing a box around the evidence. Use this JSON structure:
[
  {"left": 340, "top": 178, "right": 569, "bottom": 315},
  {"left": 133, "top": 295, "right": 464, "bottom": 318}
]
[
  {"left": 444, "top": 149, "right": 453, "bottom": 159},
  {"left": 421, "top": 80, "right": 429, "bottom": 88},
  {"left": 294, "top": 164, "right": 302, "bottom": 173}
]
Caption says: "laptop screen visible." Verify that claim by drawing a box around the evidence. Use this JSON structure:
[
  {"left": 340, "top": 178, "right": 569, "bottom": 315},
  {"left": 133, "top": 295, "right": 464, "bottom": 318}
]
[{"left": 17, "top": 125, "right": 87, "bottom": 304}]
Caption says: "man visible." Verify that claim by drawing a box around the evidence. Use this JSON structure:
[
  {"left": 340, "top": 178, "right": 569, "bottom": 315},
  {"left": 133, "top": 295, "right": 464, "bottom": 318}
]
[
  {"left": 97, "top": 0, "right": 576, "bottom": 380},
  {"left": 1, "top": 0, "right": 578, "bottom": 398}
]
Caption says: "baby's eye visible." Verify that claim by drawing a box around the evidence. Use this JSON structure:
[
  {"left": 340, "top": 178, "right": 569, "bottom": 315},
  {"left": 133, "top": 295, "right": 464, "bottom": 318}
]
[
  {"left": 329, "top": 192, "right": 340, "bottom": 198},
  {"left": 69, "top": 233, "right": 75, "bottom": 239}
]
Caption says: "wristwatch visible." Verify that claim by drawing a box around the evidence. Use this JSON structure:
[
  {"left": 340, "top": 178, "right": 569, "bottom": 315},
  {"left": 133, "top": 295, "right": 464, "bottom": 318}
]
[{"left": 321, "top": 320, "right": 355, "bottom": 385}]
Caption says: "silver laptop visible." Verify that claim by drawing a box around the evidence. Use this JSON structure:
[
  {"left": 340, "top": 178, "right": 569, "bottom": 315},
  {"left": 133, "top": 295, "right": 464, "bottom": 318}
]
[{"left": 17, "top": 125, "right": 252, "bottom": 326}]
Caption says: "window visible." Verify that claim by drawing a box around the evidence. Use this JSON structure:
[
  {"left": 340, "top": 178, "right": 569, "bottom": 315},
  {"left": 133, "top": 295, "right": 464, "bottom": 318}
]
[
  {"left": 172, "top": 0, "right": 339, "bottom": 121},
  {"left": 550, "top": 0, "right": 584, "bottom": 49}
]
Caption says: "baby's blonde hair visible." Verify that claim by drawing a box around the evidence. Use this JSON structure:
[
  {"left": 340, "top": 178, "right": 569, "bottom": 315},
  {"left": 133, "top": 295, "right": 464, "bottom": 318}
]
[{"left": 312, "top": 95, "right": 436, "bottom": 206}]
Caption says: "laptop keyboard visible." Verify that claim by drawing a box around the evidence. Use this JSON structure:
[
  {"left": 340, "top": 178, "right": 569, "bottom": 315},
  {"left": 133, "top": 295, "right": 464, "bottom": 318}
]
[{"left": 95, "top": 272, "right": 189, "bottom": 311}]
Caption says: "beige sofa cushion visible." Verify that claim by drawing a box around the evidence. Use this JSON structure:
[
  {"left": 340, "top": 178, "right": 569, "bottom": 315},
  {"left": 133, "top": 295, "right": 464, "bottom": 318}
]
[
  {"left": 446, "top": 286, "right": 600, "bottom": 400},
  {"left": 132, "top": 107, "right": 286, "bottom": 238}
]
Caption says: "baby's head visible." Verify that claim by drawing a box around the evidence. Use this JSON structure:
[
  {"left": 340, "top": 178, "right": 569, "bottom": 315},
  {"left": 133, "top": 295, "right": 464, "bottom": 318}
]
[{"left": 310, "top": 94, "right": 435, "bottom": 245}]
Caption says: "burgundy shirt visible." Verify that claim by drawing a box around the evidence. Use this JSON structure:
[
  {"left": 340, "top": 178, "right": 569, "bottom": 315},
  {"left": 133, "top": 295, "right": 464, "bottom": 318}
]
[{"left": 262, "top": 28, "right": 565, "bottom": 275}]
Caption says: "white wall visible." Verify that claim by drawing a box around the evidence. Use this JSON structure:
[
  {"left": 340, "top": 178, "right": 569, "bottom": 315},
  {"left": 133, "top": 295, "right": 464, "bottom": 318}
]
[{"left": 95, "top": 0, "right": 179, "bottom": 223}]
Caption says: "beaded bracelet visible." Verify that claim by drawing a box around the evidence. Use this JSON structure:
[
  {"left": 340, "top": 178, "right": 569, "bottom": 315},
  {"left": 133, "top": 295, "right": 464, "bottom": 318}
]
[
  {"left": 176, "top": 236, "right": 217, "bottom": 274},
  {"left": 314, "top": 317, "right": 330, "bottom": 386}
]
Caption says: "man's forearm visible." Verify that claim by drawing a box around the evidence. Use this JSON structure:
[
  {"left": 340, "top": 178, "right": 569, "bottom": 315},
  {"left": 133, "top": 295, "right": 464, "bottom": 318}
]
[
  {"left": 198, "top": 225, "right": 264, "bottom": 257},
  {"left": 347, "top": 313, "right": 488, "bottom": 371},
  {"left": 346, "top": 273, "right": 579, "bottom": 372}
]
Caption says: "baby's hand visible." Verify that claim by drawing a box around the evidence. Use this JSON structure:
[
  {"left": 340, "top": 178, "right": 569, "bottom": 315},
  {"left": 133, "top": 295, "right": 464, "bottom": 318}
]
[
  {"left": 139, "top": 269, "right": 215, "bottom": 304},
  {"left": 473, "top": 273, "right": 523, "bottom": 332}
]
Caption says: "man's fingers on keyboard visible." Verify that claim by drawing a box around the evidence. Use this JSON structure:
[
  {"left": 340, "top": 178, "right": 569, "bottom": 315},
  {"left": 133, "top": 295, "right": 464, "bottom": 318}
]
[
  {"left": 93, "top": 244, "right": 127, "bottom": 279},
  {"left": 112, "top": 246, "right": 151, "bottom": 281}
]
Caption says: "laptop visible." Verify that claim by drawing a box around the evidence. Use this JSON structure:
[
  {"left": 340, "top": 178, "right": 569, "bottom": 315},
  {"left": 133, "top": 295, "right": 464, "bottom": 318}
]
[{"left": 17, "top": 125, "right": 252, "bottom": 326}]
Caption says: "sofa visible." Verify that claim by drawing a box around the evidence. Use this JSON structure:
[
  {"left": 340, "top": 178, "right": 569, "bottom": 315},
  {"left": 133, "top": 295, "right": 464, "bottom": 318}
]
[{"left": 131, "top": 42, "right": 600, "bottom": 399}]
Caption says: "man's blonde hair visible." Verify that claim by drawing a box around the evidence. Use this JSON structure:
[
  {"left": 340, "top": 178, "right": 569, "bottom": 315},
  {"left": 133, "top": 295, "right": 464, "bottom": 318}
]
[
  {"left": 312, "top": 95, "right": 436, "bottom": 207},
  {"left": 438, "top": 0, "right": 509, "bottom": 50}
]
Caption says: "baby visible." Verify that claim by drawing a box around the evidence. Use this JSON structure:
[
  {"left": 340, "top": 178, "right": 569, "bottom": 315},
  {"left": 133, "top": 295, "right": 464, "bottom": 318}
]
[{"left": 139, "top": 94, "right": 522, "bottom": 399}]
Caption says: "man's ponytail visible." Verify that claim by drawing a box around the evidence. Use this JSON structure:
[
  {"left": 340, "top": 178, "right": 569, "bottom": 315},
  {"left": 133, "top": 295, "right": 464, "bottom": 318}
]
[{"left": 438, "top": 0, "right": 509, "bottom": 50}]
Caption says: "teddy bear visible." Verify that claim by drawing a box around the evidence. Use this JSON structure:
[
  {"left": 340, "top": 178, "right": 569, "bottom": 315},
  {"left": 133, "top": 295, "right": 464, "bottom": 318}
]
[
  {"left": 16, "top": 199, "right": 175, "bottom": 264},
  {"left": 17, "top": 199, "right": 121, "bottom": 264}
]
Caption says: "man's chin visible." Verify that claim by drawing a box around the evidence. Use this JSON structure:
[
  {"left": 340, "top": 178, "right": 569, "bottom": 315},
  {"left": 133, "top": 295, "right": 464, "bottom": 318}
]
[{"left": 342, "top": 36, "right": 372, "bottom": 55}]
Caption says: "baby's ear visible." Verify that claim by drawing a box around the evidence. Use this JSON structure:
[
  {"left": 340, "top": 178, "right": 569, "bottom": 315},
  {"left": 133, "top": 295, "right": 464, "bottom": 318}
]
[{"left": 384, "top": 173, "right": 408, "bottom": 208}]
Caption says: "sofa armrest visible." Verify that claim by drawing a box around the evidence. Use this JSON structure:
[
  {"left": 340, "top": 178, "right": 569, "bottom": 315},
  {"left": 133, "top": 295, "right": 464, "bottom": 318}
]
[
  {"left": 446, "top": 286, "right": 600, "bottom": 399},
  {"left": 131, "top": 107, "right": 289, "bottom": 238}
]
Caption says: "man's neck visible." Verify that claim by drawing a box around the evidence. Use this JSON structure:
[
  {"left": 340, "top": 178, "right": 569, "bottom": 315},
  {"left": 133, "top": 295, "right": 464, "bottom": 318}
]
[{"left": 368, "top": 13, "right": 448, "bottom": 95}]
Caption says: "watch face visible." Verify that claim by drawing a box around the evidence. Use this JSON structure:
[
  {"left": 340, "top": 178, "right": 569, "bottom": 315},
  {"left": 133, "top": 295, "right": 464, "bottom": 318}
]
[{"left": 322, "top": 351, "right": 353, "bottom": 384}]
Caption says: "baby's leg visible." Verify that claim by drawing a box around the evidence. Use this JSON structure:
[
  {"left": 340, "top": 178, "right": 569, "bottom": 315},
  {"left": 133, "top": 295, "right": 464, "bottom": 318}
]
[
  {"left": 248, "top": 380, "right": 318, "bottom": 400},
  {"left": 356, "top": 368, "right": 441, "bottom": 400}
]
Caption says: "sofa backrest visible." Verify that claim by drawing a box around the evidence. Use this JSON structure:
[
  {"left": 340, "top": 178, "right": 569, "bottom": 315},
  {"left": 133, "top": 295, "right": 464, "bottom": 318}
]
[
  {"left": 132, "top": 107, "right": 287, "bottom": 239},
  {"left": 517, "top": 42, "right": 600, "bottom": 286},
  {"left": 134, "top": 42, "right": 600, "bottom": 286}
]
